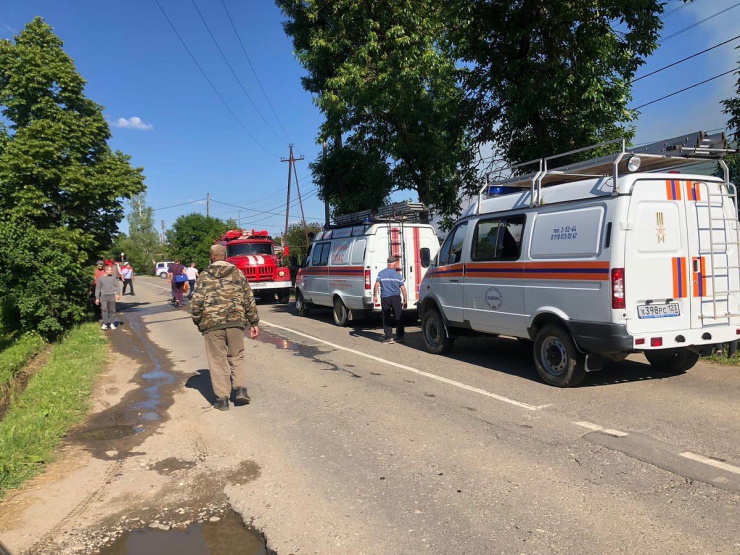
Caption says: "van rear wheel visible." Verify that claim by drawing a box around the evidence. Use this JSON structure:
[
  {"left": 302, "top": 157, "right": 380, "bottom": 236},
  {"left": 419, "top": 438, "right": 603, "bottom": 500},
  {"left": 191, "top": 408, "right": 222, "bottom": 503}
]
[
  {"left": 295, "top": 291, "right": 309, "bottom": 317},
  {"left": 533, "top": 324, "right": 586, "bottom": 387},
  {"left": 645, "top": 348, "right": 698, "bottom": 374},
  {"left": 421, "top": 308, "right": 454, "bottom": 355},
  {"left": 333, "top": 297, "right": 349, "bottom": 327}
]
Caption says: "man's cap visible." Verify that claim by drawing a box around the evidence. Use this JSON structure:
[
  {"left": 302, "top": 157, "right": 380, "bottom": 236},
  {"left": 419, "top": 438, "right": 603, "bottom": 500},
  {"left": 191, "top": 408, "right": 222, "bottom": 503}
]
[
  {"left": 210, "top": 244, "right": 227, "bottom": 257},
  {"left": 96, "top": 260, "right": 104, "bottom": 265},
  {"left": 387, "top": 255, "right": 398, "bottom": 263}
]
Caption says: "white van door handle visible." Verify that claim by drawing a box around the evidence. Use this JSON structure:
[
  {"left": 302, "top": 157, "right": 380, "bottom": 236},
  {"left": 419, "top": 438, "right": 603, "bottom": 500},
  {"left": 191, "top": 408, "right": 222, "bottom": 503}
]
[{"left": 449, "top": 279, "right": 460, "bottom": 283}]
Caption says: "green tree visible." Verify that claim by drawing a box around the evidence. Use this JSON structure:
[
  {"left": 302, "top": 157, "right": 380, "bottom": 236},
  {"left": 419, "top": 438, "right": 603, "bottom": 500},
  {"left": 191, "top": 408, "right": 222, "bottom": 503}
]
[
  {"left": 0, "top": 18, "right": 145, "bottom": 253},
  {"left": 721, "top": 46, "right": 740, "bottom": 186},
  {"left": 166, "top": 213, "right": 232, "bottom": 270},
  {"left": 277, "top": 0, "right": 478, "bottom": 221},
  {"left": 0, "top": 18, "right": 145, "bottom": 338},
  {"left": 283, "top": 221, "right": 323, "bottom": 266},
  {"left": 448, "top": 0, "right": 668, "bottom": 167},
  {"left": 110, "top": 193, "right": 163, "bottom": 274}
]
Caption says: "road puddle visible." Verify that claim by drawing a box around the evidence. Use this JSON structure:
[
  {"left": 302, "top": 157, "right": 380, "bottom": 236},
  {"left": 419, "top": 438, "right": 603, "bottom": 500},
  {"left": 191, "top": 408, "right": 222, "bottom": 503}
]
[{"left": 98, "top": 509, "right": 266, "bottom": 554}]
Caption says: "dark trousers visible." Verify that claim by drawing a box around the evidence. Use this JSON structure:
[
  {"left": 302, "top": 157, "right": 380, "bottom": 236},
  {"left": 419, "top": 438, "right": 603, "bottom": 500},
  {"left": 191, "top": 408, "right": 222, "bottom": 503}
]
[
  {"left": 187, "top": 280, "right": 196, "bottom": 298},
  {"left": 122, "top": 278, "right": 134, "bottom": 295},
  {"left": 381, "top": 295, "right": 404, "bottom": 339},
  {"left": 173, "top": 282, "right": 185, "bottom": 305}
]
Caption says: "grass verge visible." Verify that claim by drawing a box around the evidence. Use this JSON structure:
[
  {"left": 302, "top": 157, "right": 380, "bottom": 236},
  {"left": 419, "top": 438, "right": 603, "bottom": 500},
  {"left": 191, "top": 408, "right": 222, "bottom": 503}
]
[
  {"left": 0, "top": 323, "right": 107, "bottom": 497},
  {"left": 0, "top": 333, "right": 47, "bottom": 397}
]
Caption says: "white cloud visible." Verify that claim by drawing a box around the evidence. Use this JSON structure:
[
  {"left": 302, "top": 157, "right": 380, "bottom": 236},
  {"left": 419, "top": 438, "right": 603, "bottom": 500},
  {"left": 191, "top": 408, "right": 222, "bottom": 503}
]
[{"left": 113, "top": 116, "right": 153, "bottom": 131}]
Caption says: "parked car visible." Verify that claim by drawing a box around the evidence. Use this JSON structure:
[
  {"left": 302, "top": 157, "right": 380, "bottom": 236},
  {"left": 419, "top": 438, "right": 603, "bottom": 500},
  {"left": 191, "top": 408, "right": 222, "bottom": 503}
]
[{"left": 154, "top": 261, "right": 174, "bottom": 279}]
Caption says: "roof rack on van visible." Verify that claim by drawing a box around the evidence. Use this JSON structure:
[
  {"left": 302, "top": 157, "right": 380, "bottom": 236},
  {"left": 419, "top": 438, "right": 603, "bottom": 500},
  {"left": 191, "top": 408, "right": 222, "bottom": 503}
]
[
  {"left": 331, "top": 201, "right": 430, "bottom": 227},
  {"left": 478, "top": 130, "right": 738, "bottom": 211}
]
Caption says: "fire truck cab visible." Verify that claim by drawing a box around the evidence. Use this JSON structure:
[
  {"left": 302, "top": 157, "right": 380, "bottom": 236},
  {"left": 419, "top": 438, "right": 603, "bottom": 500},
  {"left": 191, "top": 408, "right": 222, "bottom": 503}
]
[{"left": 215, "top": 229, "right": 292, "bottom": 303}]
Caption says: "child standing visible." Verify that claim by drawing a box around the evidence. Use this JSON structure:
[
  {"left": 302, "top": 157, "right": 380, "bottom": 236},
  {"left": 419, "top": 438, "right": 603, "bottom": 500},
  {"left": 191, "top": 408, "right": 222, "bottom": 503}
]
[{"left": 95, "top": 265, "right": 121, "bottom": 329}]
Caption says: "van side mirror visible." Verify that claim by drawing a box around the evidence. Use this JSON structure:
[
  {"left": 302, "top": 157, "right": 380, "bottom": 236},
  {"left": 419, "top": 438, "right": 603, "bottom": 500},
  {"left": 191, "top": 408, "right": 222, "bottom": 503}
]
[{"left": 420, "top": 248, "right": 431, "bottom": 268}]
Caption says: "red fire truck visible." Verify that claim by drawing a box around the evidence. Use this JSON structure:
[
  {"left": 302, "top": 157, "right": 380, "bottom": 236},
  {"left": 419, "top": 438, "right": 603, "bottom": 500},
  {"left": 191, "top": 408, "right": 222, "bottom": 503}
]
[{"left": 215, "top": 229, "right": 292, "bottom": 303}]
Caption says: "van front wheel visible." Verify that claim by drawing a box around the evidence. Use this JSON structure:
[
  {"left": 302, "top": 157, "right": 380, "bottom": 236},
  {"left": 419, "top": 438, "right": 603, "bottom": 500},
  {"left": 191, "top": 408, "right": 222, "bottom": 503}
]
[
  {"left": 645, "top": 348, "right": 699, "bottom": 374},
  {"left": 533, "top": 325, "right": 586, "bottom": 387},
  {"left": 421, "top": 308, "right": 454, "bottom": 355},
  {"left": 295, "top": 291, "right": 309, "bottom": 317},
  {"left": 333, "top": 297, "right": 349, "bottom": 327}
]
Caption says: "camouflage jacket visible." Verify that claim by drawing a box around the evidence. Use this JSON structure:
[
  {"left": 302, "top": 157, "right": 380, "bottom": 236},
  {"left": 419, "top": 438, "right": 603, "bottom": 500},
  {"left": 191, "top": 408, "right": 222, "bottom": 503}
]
[{"left": 190, "top": 261, "right": 259, "bottom": 334}]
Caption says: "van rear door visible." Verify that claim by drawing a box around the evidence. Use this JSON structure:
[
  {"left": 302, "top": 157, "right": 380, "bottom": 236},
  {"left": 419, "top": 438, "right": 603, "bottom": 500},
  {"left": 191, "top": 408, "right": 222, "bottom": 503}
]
[
  {"left": 624, "top": 179, "right": 692, "bottom": 334},
  {"left": 684, "top": 179, "right": 740, "bottom": 328}
]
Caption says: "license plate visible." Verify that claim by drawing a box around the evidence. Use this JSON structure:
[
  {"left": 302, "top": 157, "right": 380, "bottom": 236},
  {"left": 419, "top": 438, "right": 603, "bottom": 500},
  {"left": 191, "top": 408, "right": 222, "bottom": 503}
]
[
  {"left": 637, "top": 303, "right": 680, "bottom": 318},
  {"left": 249, "top": 282, "right": 269, "bottom": 289}
]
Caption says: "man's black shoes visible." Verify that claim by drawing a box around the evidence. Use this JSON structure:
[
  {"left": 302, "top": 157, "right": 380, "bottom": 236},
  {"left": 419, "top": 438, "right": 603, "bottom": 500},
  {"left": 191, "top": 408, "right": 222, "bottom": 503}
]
[
  {"left": 233, "top": 387, "right": 251, "bottom": 406},
  {"left": 214, "top": 397, "right": 230, "bottom": 411}
]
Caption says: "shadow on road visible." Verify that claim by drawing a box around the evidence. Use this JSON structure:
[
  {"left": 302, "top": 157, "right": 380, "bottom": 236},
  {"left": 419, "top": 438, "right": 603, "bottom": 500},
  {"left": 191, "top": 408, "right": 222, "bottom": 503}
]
[{"left": 185, "top": 369, "right": 217, "bottom": 404}]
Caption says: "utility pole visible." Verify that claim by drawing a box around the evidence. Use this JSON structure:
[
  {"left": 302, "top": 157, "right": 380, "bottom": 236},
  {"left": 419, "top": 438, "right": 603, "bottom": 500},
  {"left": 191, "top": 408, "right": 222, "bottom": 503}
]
[
  {"left": 206, "top": 193, "right": 210, "bottom": 218},
  {"left": 160, "top": 220, "right": 166, "bottom": 243},
  {"left": 322, "top": 141, "right": 330, "bottom": 227},
  {"left": 281, "top": 144, "right": 305, "bottom": 243}
]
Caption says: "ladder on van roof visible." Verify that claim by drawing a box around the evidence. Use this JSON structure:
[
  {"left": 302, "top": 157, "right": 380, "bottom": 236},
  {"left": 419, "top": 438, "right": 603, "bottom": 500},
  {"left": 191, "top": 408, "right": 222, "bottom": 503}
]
[
  {"left": 695, "top": 182, "right": 740, "bottom": 321},
  {"left": 332, "top": 202, "right": 430, "bottom": 227},
  {"left": 477, "top": 130, "right": 738, "bottom": 210}
]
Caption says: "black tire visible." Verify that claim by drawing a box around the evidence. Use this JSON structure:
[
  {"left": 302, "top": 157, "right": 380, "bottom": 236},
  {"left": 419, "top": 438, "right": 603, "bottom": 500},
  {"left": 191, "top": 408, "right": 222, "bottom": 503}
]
[
  {"left": 333, "top": 297, "right": 349, "bottom": 327},
  {"left": 421, "top": 307, "right": 454, "bottom": 354},
  {"left": 295, "top": 290, "right": 310, "bottom": 317},
  {"left": 533, "top": 324, "right": 586, "bottom": 387},
  {"left": 279, "top": 288, "right": 291, "bottom": 304},
  {"left": 645, "top": 348, "right": 699, "bottom": 374}
]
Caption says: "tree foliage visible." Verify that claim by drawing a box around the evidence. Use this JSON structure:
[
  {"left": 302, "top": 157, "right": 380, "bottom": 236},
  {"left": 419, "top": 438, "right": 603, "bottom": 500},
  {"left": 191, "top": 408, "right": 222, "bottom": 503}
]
[
  {"left": 166, "top": 213, "right": 232, "bottom": 270},
  {"left": 110, "top": 193, "right": 163, "bottom": 274},
  {"left": 721, "top": 46, "right": 740, "bottom": 186},
  {"left": 448, "top": 0, "right": 665, "bottom": 167},
  {"left": 0, "top": 18, "right": 145, "bottom": 337},
  {"left": 283, "top": 221, "right": 324, "bottom": 266},
  {"left": 277, "top": 0, "right": 479, "bottom": 221}
]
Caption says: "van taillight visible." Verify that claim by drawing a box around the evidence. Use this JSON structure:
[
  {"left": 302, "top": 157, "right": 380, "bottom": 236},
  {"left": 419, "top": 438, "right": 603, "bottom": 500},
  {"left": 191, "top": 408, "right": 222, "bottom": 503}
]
[
  {"left": 365, "top": 270, "right": 371, "bottom": 290},
  {"left": 611, "top": 268, "right": 625, "bottom": 309}
]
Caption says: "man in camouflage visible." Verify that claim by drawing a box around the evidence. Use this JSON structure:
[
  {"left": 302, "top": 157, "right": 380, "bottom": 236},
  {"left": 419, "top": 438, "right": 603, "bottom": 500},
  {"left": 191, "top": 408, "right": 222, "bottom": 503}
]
[{"left": 191, "top": 244, "right": 260, "bottom": 411}]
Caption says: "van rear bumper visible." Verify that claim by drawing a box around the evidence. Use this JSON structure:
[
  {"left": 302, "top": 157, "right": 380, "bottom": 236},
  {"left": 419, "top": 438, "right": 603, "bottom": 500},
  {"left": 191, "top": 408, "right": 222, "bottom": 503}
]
[{"left": 566, "top": 321, "right": 633, "bottom": 354}]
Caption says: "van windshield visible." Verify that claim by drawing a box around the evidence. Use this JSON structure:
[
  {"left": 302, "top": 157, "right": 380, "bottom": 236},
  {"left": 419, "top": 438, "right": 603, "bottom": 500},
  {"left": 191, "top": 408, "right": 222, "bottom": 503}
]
[{"left": 227, "top": 243, "right": 273, "bottom": 256}]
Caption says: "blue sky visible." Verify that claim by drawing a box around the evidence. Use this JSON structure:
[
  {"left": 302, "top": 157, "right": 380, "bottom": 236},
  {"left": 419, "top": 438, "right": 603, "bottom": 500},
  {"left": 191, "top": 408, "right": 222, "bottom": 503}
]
[{"left": 1, "top": 0, "right": 738, "bottom": 237}]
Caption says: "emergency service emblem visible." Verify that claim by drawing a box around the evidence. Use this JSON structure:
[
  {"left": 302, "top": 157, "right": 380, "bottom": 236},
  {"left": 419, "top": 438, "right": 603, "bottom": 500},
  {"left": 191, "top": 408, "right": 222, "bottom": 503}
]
[
  {"left": 656, "top": 212, "right": 666, "bottom": 244},
  {"left": 484, "top": 287, "right": 503, "bottom": 310}
]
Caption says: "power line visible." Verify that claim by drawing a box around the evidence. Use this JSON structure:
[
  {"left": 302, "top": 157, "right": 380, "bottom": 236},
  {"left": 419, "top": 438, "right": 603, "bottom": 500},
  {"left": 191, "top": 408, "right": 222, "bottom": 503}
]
[
  {"left": 634, "top": 35, "right": 740, "bottom": 82},
  {"left": 659, "top": 2, "right": 740, "bottom": 44},
  {"left": 662, "top": 0, "right": 695, "bottom": 18},
  {"left": 219, "top": 0, "right": 296, "bottom": 147},
  {"left": 152, "top": 0, "right": 279, "bottom": 158},
  {"left": 633, "top": 68, "right": 737, "bottom": 110},
  {"left": 189, "top": 0, "right": 289, "bottom": 145},
  {"left": 152, "top": 198, "right": 207, "bottom": 211}
]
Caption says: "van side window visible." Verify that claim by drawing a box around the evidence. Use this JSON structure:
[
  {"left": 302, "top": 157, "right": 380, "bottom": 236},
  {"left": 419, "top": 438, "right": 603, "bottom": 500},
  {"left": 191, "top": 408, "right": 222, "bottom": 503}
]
[
  {"left": 350, "top": 239, "right": 366, "bottom": 265},
  {"left": 438, "top": 223, "right": 468, "bottom": 266},
  {"left": 472, "top": 216, "right": 525, "bottom": 261},
  {"left": 319, "top": 242, "right": 331, "bottom": 266},
  {"left": 312, "top": 242, "right": 329, "bottom": 266}
]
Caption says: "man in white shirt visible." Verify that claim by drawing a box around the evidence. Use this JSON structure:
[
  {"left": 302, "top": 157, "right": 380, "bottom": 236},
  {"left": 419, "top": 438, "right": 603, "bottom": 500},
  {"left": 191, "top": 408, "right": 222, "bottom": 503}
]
[
  {"left": 185, "top": 263, "right": 199, "bottom": 300},
  {"left": 121, "top": 263, "right": 135, "bottom": 296}
]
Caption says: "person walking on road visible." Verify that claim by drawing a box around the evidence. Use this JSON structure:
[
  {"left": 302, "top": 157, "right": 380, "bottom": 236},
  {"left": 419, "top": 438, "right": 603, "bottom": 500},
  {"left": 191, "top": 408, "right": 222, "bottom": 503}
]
[
  {"left": 185, "top": 262, "right": 199, "bottom": 300},
  {"left": 95, "top": 265, "right": 121, "bottom": 330},
  {"left": 121, "top": 263, "right": 135, "bottom": 296},
  {"left": 191, "top": 244, "right": 259, "bottom": 411},
  {"left": 373, "top": 256, "right": 408, "bottom": 344},
  {"left": 168, "top": 259, "right": 187, "bottom": 307}
]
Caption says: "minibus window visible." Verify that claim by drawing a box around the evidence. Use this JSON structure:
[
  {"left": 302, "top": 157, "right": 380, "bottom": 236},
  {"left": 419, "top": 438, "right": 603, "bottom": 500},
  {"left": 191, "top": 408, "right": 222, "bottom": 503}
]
[
  {"left": 319, "top": 243, "right": 331, "bottom": 266},
  {"left": 439, "top": 223, "right": 468, "bottom": 265},
  {"left": 472, "top": 216, "right": 524, "bottom": 260},
  {"left": 312, "top": 243, "right": 326, "bottom": 266}
]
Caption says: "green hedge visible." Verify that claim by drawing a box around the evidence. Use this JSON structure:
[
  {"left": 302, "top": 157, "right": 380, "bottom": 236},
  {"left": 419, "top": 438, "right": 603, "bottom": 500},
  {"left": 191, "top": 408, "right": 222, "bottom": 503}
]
[{"left": 0, "top": 333, "right": 47, "bottom": 395}]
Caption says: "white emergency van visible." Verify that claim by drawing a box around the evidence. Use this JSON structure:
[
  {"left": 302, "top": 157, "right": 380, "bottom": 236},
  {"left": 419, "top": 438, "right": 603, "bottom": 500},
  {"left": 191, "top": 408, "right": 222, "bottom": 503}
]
[
  {"left": 295, "top": 202, "right": 440, "bottom": 326},
  {"left": 418, "top": 131, "right": 740, "bottom": 387}
]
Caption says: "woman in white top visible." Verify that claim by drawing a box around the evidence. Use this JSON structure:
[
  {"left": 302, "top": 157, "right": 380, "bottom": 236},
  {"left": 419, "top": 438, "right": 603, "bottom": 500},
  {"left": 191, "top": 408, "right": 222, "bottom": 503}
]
[{"left": 185, "top": 263, "right": 199, "bottom": 300}]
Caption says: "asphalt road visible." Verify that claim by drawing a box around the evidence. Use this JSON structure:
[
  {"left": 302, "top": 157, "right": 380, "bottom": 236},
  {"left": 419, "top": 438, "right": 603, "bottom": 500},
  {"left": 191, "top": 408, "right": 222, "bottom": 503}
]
[
  {"left": 132, "top": 276, "right": 740, "bottom": 553},
  {"left": 6, "top": 276, "right": 738, "bottom": 554}
]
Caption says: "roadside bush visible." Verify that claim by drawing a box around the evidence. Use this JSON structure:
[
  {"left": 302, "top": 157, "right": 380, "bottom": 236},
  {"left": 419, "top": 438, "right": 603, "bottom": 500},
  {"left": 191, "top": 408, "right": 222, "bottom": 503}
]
[{"left": 0, "top": 220, "right": 92, "bottom": 340}]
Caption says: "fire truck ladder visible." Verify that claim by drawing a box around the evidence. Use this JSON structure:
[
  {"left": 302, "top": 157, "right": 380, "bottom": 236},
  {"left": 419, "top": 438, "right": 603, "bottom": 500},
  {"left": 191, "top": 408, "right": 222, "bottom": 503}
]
[
  {"left": 695, "top": 158, "right": 740, "bottom": 321},
  {"left": 387, "top": 219, "right": 407, "bottom": 281}
]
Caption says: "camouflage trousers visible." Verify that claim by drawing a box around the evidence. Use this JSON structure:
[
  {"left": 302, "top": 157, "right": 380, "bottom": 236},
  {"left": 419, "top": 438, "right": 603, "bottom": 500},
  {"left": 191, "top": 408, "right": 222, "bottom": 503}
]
[{"left": 203, "top": 327, "right": 248, "bottom": 400}]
